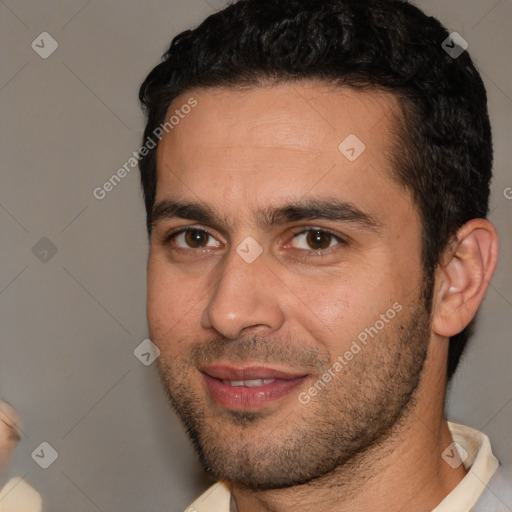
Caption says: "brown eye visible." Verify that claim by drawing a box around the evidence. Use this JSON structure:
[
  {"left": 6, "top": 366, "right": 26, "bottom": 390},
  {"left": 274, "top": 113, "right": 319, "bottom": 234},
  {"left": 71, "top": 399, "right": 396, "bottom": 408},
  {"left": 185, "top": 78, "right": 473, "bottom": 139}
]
[
  {"left": 306, "top": 230, "right": 333, "bottom": 250},
  {"left": 184, "top": 229, "right": 210, "bottom": 248},
  {"left": 291, "top": 229, "right": 342, "bottom": 251},
  {"left": 171, "top": 229, "right": 220, "bottom": 249}
]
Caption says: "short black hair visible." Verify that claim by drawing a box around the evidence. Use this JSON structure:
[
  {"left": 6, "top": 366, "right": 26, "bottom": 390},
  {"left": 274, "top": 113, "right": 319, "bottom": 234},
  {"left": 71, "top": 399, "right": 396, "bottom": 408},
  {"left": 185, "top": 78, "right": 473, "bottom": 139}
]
[{"left": 138, "top": 0, "right": 493, "bottom": 381}]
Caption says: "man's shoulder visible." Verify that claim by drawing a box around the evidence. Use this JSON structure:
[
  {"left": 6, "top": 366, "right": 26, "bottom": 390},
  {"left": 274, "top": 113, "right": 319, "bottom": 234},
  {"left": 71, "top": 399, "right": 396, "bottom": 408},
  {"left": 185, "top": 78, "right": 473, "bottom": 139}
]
[
  {"left": 472, "top": 464, "right": 512, "bottom": 511},
  {"left": 0, "top": 476, "right": 42, "bottom": 512},
  {"left": 184, "top": 481, "right": 231, "bottom": 512}
]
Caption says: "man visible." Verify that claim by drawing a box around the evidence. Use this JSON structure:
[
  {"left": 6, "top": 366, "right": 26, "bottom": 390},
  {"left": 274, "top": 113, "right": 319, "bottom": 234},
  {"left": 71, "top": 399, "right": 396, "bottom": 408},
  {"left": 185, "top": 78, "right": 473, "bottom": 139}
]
[{"left": 137, "top": 0, "right": 511, "bottom": 510}]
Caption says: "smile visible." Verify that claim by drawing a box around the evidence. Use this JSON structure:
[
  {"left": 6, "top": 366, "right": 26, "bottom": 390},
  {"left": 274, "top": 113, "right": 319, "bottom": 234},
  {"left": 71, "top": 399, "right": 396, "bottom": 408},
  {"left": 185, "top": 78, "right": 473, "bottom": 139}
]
[{"left": 200, "top": 363, "right": 310, "bottom": 411}]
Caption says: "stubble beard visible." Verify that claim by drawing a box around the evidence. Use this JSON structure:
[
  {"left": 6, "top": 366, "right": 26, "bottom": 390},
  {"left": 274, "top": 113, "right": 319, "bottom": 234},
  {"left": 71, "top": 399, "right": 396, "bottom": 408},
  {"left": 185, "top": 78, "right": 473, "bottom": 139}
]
[{"left": 155, "top": 296, "right": 431, "bottom": 491}]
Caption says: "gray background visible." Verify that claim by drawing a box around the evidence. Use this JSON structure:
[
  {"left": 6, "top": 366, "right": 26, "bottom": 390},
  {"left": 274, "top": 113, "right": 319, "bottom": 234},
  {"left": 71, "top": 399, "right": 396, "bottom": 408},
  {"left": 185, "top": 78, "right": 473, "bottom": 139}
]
[{"left": 1, "top": 0, "right": 511, "bottom": 511}]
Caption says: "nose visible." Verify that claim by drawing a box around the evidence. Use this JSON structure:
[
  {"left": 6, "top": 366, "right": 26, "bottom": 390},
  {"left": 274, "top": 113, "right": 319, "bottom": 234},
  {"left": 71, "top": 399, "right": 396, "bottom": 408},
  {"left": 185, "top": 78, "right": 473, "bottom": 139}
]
[{"left": 200, "top": 249, "right": 285, "bottom": 340}]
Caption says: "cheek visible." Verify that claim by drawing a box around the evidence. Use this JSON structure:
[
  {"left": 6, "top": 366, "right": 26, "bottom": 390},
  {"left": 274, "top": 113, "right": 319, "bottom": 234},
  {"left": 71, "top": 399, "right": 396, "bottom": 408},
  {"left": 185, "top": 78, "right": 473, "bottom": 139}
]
[
  {"left": 146, "top": 257, "right": 201, "bottom": 341},
  {"left": 288, "top": 265, "right": 404, "bottom": 354}
]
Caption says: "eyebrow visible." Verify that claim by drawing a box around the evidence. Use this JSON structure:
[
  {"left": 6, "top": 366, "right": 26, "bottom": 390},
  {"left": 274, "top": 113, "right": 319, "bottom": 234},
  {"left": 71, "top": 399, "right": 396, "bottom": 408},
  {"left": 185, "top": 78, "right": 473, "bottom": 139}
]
[{"left": 151, "top": 197, "right": 381, "bottom": 234}]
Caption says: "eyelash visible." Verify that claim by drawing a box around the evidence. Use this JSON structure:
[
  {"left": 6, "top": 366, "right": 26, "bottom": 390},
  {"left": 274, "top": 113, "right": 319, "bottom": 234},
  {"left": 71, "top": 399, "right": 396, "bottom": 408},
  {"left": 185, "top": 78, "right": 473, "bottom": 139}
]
[{"left": 161, "top": 226, "right": 347, "bottom": 257}]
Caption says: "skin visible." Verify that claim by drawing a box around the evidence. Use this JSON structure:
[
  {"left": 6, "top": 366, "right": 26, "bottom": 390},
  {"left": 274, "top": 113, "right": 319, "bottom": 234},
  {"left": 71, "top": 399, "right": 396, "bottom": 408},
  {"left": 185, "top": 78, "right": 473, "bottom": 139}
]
[
  {"left": 0, "top": 401, "right": 20, "bottom": 483},
  {"left": 146, "top": 81, "right": 498, "bottom": 511}
]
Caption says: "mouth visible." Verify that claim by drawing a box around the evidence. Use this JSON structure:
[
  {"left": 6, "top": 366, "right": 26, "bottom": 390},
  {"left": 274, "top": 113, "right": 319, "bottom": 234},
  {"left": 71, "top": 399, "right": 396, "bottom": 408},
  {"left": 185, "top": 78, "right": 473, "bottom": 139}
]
[{"left": 200, "top": 363, "right": 310, "bottom": 411}]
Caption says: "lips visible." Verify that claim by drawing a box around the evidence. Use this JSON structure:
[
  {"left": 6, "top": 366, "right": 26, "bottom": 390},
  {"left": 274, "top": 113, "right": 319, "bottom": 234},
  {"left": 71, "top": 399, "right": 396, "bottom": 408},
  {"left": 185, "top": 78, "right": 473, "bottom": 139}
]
[
  {"left": 201, "top": 364, "right": 307, "bottom": 381},
  {"left": 200, "top": 363, "right": 309, "bottom": 411}
]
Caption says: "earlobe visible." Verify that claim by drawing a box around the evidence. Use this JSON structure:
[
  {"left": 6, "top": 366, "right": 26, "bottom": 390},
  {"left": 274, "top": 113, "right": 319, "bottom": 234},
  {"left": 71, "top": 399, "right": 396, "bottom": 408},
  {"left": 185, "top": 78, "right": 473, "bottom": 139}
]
[{"left": 432, "top": 219, "right": 499, "bottom": 337}]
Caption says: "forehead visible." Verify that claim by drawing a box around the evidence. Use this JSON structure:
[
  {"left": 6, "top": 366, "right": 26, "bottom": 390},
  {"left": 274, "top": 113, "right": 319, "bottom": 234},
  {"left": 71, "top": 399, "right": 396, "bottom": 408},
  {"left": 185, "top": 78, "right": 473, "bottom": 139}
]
[
  {"left": 154, "top": 82, "right": 409, "bottom": 225},
  {"left": 158, "top": 81, "right": 400, "bottom": 158}
]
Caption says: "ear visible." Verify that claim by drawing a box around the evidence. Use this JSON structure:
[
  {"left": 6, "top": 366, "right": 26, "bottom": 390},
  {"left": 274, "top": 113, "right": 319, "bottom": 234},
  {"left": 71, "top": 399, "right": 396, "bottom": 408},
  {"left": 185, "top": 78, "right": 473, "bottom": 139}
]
[{"left": 432, "top": 219, "right": 499, "bottom": 337}]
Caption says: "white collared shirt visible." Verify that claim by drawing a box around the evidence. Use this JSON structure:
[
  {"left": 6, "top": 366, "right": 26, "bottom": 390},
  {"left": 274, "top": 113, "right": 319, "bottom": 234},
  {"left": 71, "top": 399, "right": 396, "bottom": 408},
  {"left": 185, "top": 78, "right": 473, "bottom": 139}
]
[
  {"left": 0, "top": 476, "right": 42, "bottom": 512},
  {"left": 185, "top": 422, "right": 512, "bottom": 512}
]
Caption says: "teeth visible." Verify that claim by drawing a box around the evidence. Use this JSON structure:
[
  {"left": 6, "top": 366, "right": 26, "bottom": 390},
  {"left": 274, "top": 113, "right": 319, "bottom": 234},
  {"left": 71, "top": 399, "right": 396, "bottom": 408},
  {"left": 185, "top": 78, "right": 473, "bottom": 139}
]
[
  {"left": 245, "top": 379, "right": 264, "bottom": 387},
  {"left": 226, "top": 379, "right": 276, "bottom": 387}
]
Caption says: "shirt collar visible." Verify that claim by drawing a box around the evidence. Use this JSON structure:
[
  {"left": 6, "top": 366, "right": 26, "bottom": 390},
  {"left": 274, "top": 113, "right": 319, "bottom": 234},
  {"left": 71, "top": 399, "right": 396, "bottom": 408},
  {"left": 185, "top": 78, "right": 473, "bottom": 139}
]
[
  {"left": 186, "top": 422, "right": 499, "bottom": 512},
  {"left": 432, "top": 421, "right": 499, "bottom": 512}
]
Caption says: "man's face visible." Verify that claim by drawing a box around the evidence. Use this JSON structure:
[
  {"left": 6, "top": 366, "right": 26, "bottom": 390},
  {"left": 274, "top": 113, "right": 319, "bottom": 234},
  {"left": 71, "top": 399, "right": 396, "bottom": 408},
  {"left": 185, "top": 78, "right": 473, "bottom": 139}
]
[{"left": 147, "top": 82, "right": 432, "bottom": 489}]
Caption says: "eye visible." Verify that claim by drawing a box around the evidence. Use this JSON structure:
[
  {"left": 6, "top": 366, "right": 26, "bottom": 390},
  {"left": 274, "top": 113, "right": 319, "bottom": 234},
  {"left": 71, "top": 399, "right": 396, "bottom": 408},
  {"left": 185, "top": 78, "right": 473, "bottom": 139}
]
[
  {"left": 170, "top": 228, "right": 220, "bottom": 249},
  {"left": 291, "top": 229, "right": 344, "bottom": 251}
]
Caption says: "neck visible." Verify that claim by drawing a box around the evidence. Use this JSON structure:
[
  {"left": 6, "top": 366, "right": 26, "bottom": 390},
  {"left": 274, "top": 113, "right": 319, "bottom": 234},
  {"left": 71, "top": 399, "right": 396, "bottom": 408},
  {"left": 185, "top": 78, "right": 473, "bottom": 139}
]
[{"left": 230, "top": 345, "right": 467, "bottom": 512}]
